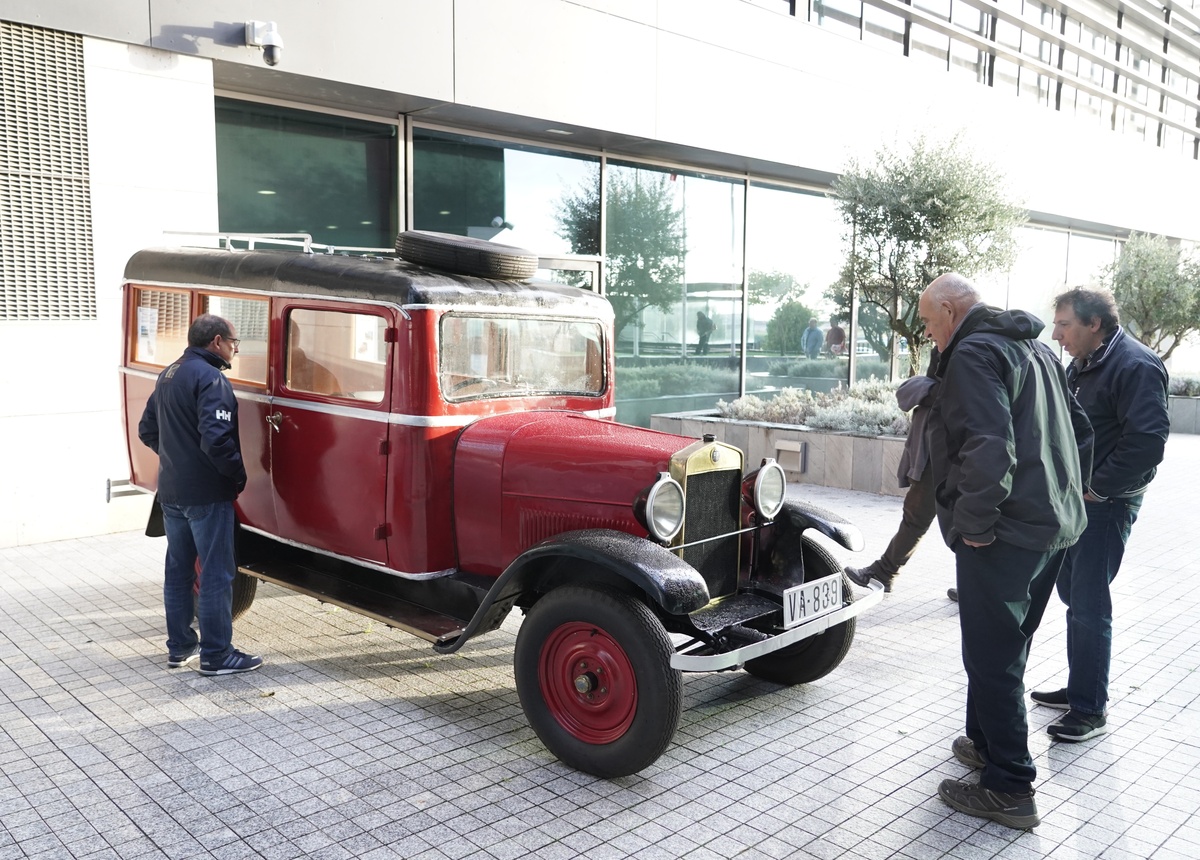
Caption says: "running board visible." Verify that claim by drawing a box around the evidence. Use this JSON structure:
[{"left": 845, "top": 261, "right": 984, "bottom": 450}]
[{"left": 238, "top": 560, "right": 467, "bottom": 645}]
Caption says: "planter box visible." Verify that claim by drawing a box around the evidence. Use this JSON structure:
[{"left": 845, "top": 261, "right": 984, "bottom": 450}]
[
  {"left": 1169, "top": 395, "right": 1199, "bottom": 435},
  {"left": 651, "top": 410, "right": 908, "bottom": 496}
]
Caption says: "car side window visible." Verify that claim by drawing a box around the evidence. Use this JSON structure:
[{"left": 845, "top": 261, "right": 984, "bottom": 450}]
[
  {"left": 285, "top": 309, "right": 387, "bottom": 402},
  {"left": 131, "top": 287, "right": 191, "bottom": 365},
  {"left": 201, "top": 294, "right": 269, "bottom": 385}
]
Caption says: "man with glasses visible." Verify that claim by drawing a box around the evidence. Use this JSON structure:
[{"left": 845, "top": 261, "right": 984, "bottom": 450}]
[{"left": 138, "top": 314, "right": 263, "bottom": 676}]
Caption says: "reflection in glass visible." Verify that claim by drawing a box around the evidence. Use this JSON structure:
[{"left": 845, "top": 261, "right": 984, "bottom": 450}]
[
  {"left": 413, "top": 128, "right": 599, "bottom": 256},
  {"left": 202, "top": 295, "right": 269, "bottom": 385},
  {"left": 1006, "top": 226, "right": 1069, "bottom": 346},
  {"left": 285, "top": 309, "right": 388, "bottom": 401},
  {"left": 215, "top": 98, "right": 398, "bottom": 250}
]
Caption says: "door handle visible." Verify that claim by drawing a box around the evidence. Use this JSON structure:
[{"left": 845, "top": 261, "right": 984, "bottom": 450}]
[{"left": 266, "top": 411, "right": 282, "bottom": 432}]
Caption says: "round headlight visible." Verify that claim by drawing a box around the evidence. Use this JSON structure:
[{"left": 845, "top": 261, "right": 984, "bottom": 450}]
[
  {"left": 635, "top": 473, "right": 685, "bottom": 543},
  {"left": 749, "top": 459, "right": 787, "bottom": 521}
]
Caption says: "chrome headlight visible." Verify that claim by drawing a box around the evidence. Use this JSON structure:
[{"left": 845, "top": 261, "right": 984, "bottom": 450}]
[
  {"left": 742, "top": 458, "right": 786, "bottom": 522},
  {"left": 634, "top": 472, "right": 685, "bottom": 543}
]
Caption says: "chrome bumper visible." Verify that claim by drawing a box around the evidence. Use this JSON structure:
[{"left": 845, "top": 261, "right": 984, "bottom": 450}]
[{"left": 670, "top": 579, "right": 885, "bottom": 672}]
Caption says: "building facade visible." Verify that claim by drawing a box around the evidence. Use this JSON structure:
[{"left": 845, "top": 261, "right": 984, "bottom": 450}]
[{"left": 1, "top": 0, "right": 1197, "bottom": 546}]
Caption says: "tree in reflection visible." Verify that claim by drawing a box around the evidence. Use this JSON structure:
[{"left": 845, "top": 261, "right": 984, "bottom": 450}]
[{"left": 1099, "top": 233, "right": 1200, "bottom": 361}]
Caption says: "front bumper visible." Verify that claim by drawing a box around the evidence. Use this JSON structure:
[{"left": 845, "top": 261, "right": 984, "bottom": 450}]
[{"left": 669, "top": 579, "right": 885, "bottom": 671}]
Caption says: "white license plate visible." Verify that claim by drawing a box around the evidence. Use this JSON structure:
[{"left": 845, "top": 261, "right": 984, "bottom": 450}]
[{"left": 783, "top": 573, "right": 843, "bottom": 628}]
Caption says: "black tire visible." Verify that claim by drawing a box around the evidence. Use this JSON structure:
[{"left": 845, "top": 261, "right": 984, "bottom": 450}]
[
  {"left": 743, "top": 535, "right": 856, "bottom": 685},
  {"left": 395, "top": 230, "right": 538, "bottom": 280},
  {"left": 231, "top": 571, "right": 258, "bottom": 621},
  {"left": 514, "top": 585, "right": 682, "bottom": 777}
]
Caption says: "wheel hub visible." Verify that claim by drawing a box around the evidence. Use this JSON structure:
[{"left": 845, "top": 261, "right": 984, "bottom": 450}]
[{"left": 540, "top": 623, "right": 636, "bottom": 744}]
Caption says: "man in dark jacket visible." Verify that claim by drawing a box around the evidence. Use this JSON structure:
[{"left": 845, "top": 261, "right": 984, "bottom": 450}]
[
  {"left": 920, "top": 274, "right": 1093, "bottom": 830},
  {"left": 1030, "top": 289, "right": 1169, "bottom": 741},
  {"left": 139, "top": 314, "right": 262, "bottom": 676}
]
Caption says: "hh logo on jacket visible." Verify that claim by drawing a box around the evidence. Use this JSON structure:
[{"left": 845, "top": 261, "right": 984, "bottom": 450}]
[{"left": 216, "top": 409, "right": 232, "bottom": 421}]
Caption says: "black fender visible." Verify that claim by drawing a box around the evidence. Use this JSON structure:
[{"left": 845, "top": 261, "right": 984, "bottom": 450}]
[
  {"left": 433, "top": 529, "right": 710, "bottom": 654},
  {"left": 752, "top": 499, "right": 863, "bottom": 595}
]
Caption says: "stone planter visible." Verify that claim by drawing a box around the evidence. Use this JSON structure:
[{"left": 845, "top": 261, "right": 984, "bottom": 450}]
[
  {"left": 1169, "top": 395, "right": 1199, "bottom": 435},
  {"left": 650, "top": 410, "right": 908, "bottom": 497}
]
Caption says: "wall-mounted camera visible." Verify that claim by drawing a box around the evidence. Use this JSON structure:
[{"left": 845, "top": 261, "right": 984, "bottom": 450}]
[{"left": 245, "top": 21, "right": 283, "bottom": 67}]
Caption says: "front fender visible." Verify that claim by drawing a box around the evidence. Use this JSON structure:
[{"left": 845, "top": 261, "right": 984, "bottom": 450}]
[
  {"left": 432, "top": 529, "right": 711, "bottom": 654},
  {"left": 777, "top": 499, "right": 863, "bottom": 552}
]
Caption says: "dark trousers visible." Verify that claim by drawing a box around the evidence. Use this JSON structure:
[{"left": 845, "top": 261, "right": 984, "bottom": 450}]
[
  {"left": 956, "top": 539, "right": 1066, "bottom": 793},
  {"left": 1056, "top": 496, "right": 1142, "bottom": 715},
  {"left": 876, "top": 467, "right": 936, "bottom": 577}
]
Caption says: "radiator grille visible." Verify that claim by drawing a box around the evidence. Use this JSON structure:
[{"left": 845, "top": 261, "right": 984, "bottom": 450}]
[
  {"left": 0, "top": 22, "right": 95, "bottom": 320},
  {"left": 681, "top": 469, "right": 741, "bottom": 597}
]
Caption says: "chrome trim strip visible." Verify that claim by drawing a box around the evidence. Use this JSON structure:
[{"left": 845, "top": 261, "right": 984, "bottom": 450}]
[
  {"left": 236, "top": 390, "right": 272, "bottom": 405},
  {"left": 669, "top": 580, "right": 886, "bottom": 671},
  {"left": 239, "top": 525, "right": 454, "bottom": 580}
]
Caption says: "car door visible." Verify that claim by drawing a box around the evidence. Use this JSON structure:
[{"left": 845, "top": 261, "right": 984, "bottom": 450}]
[{"left": 268, "top": 302, "right": 393, "bottom": 564}]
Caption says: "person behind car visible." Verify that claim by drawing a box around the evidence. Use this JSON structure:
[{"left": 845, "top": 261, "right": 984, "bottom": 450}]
[
  {"left": 824, "top": 317, "right": 846, "bottom": 356},
  {"left": 920, "top": 273, "right": 1092, "bottom": 830},
  {"left": 802, "top": 318, "right": 823, "bottom": 359},
  {"left": 138, "top": 313, "right": 263, "bottom": 676},
  {"left": 1029, "top": 288, "right": 1169, "bottom": 742}
]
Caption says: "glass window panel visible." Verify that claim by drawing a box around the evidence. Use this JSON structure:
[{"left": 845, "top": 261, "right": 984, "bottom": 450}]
[
  {"left": 133, "top": 288, "right": 190, "bottom": 365},
  {"left": 993, "top": 56, "right": 1021, "bottom": 92},
  {"left": 746, "top": 184, "right": 850, "bottom": 391},
  {"left": 862, "top": 6, "right": 904, "bottom": 53},
  {"left": 201, "top": 295, "right": 269, "bottom": 385},
  {"left": 949, "top": 39, "right": 988, "bottom": 83},
  {"left": 605, "top": 163, "right": 745, "bottom": 426},
  {"left": 813, "top": 0, "right": 862, "bottom": 40},
  {"left": 412, "top": 128, "right": 600, "bottom": 257},
  {"left": 439, "top": 314, "right": 604, "bottom": 401},
  {"left": 914, "top": 0, "right": 950, "bottom": 20},
  {"left": 215, "top": 98, "right": 398, "bottom": 250},
  {"left": 285, "top": 309, "right": 388, "bottom": 401},
  {"left": 911, "top": 24, "right": 950, "bottom": 69},
  {"left": 1006, "top": 226, "right": 1069, "bottom": 347},
  {"left": 1065, "top": 233, "right": 1116, "bottom": 287}
]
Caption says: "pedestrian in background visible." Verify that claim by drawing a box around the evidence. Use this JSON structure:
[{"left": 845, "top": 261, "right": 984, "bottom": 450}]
[
  {"left": 138, "top": 314, "right": 263, "bottom": 676},
  {"left": 1030, "top": 288, "right": 1169, "bottom": 741},
  {"left": 920, "top": 273, "right": 1093, "bottom": 830},
  {"left": 802, "top": 318, "right": 823, "bottom": 359}
]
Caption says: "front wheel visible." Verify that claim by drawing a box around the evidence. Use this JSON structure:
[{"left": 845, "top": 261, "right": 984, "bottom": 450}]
[
  {"left": 514, "top": 585, "right": 682, "bottom": 778},
  {"left": 744, "top": 535, "right": 856, "bottom": 685}
]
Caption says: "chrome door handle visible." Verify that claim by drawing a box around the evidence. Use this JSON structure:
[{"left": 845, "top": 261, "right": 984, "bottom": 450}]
[{"left": 266, "top": 411, "right": 282, "bottom": 431}]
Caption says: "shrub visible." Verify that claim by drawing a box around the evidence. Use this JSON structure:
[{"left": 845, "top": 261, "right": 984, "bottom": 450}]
[
  {"left": 1169, "top": 375, "right": 1200, "bottom": 397},
  {"left": 617, "top": 363, "right": 741, "bottom": 398},
  {"left": 766, "top": 358, "right": 891, "bottom": 379},
  {"left": 719, "top": 378, "right": 910, "bottom": 436}
]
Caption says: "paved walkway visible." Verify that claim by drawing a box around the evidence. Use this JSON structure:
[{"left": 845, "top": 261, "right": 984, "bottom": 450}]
[{"left": 2, "top": 435, "right": 1199, "bottom": 860}]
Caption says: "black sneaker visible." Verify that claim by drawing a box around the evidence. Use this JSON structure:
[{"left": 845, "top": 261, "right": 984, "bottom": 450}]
[
  {"left": 1047, "top": 710, "right": 1107, "bottom": 742},
  {"left": 938, "top": 778, "right": 1040, "bottom": 829},
  {"left": 1030, "top": 687, "right": 1070, "bottom": 710},
  {"left": 167, "top": 646, "right": 200, "bottom": 669},
  {"left": 845, "top": 565, "right": 894, "bottom": 592},
  {"left": 952, "top": 736, "right": 984, "bottom": 770},
  {"left": 198, "top": 649, "right": 263, "bottom": 676},
  {"left": 947, "top": 587, "right": 958, "bottom": 602}
]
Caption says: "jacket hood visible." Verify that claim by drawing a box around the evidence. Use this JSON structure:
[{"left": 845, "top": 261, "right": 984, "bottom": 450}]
[{"left": 938, "top": 305, "right": 1045, "bottom": 375}]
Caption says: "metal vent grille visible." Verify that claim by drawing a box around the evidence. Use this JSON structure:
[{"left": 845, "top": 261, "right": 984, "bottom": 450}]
[
  {"left": 681, "top": 469, "right": 741, "bottom": 598},
  {"left": 0, "top": 22, "right": 95, "bottom": 320}
]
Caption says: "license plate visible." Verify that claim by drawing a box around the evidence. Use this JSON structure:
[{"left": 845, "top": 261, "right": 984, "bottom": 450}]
[{"left": 783, "top": 573, "right": 843, "bottom": 628}]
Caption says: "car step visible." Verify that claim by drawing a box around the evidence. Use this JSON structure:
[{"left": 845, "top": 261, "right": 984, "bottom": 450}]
[{"left": 238, "top": 560, "right": 467, "bottom": 645}]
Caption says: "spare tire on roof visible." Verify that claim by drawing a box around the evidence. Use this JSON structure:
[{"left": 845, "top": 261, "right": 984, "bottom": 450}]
[{"left": 395, "top": 230, "right": 539, "bottom": 281}]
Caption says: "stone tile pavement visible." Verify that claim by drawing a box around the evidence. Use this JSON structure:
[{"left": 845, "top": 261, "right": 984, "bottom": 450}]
[{"left": 2, "top": 435, "right": 1198, "bottom": 860}]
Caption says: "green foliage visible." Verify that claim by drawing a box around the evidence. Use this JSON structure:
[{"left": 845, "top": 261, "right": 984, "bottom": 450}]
[
  {"left": 828, "top": 134, "right": 1025, "bottom": 374},
  {"left": 718, "top": 378, "right": 909, "bottom": 436},
  {"left": 556, "top": 168, "right": 684, "bottom": 339},
  {"left": 763, "top": 300, "right": 820, "bottom": 354},
  {"left": 1170, "top": 375, "right": 1200, "bottom": 397},
  {"left": 767, "top": 358, "right": 889, "bottom": 379},
  {"left": 616, "top": 363, "right": 740, "bottom": 398},
  {"left": 748, "top": 270, "right": 805, "bottom": 305},
  {"left": 1098, "top": 233, "right": 1200, "bottom": 361}
]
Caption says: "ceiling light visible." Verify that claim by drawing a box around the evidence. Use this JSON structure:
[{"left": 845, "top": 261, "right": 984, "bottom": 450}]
[
  {"left": 257, "top": 189, "right": 276, "bottom": 195},
  {"left": 438, "top": 210, "right": 451, "bottom": 215},
  {"left": 545, "top": 128, "right": 573, "bottom": 135}
]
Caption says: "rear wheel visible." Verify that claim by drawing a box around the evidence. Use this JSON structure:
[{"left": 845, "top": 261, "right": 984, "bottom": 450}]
[
  {"left": 514, "top": 585, "right": 681, "bottom": 777},
  {"left": 744, "top": 535, "right": 856, "bottom": 685}
]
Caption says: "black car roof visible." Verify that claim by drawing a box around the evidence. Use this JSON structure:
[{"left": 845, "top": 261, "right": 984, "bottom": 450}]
[{"left": 124, "top": 247, "right": 613, "bottom": 316}]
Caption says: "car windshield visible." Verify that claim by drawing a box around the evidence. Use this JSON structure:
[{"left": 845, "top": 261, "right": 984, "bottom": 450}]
[{"left": 440, "top": 314, "right": 605, "bottom": 400}]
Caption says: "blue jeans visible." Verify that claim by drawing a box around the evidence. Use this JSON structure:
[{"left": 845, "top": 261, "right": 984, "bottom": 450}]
[
  {"left": 1056, "top": 495, "right": 1142, "bottom": 715},
  {"left": 956, "top": 539, "right": 1064, "bottom": 794},
  {"left": 161, "top": 501, "right": 236, "bottom": 662}
]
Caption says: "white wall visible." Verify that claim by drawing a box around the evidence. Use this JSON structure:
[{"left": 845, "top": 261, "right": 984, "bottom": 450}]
[{"left": 0, "top": 40, "right": 218, "bottom": 547}]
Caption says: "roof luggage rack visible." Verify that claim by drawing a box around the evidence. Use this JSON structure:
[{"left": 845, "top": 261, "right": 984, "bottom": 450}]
[{"left": 162, "top": 230, "right": 395, "bottom": 256}]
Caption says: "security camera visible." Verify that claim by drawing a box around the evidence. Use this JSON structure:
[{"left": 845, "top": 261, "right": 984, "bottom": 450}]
[{"left": 245, "top": 21, "right": 283, "bottom": 67}]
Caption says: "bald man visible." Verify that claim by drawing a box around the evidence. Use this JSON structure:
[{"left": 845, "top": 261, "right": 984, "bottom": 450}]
[{"left": 920, "top": 274, "right": 1093, "bottom": 830}]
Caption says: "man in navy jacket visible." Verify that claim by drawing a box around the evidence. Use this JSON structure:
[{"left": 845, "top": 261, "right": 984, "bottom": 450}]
[
  {"left": 139, "top": 314, "right": 262, "bottom": 676},
  {"left": 1030, "top": 289, "right": 1169, "bottom": 741}
]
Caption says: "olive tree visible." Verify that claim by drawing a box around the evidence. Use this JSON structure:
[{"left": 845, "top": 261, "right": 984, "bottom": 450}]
[
  {"left": 1099, "top": 233, "right": 1200, "bottom": 361},
  {"left": 828, "top": 135, "right": 1026, "bottom": 375}
]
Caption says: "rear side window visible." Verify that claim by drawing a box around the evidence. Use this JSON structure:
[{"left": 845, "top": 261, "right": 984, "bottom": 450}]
[
  {"left": 440, "top": 314, "right": 605, "bottom": 401},
  {"left": 202, "top": 295, "right": 269, "bottom": 385},
  {"left": 285, "top": 309, "right": 388, "bottom": 402},
  {"left": 132, "top": 287, "right": 190, "bottom": 365}
]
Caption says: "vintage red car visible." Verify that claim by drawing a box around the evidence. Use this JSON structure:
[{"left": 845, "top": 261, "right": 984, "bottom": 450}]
[{"left": 120, "top": 231, "right": 882, "bottom": 776}]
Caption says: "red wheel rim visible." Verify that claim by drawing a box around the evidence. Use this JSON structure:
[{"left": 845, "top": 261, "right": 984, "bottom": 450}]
[{"left": 538, "top": 621, "right": 637, "bottom": 744}]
